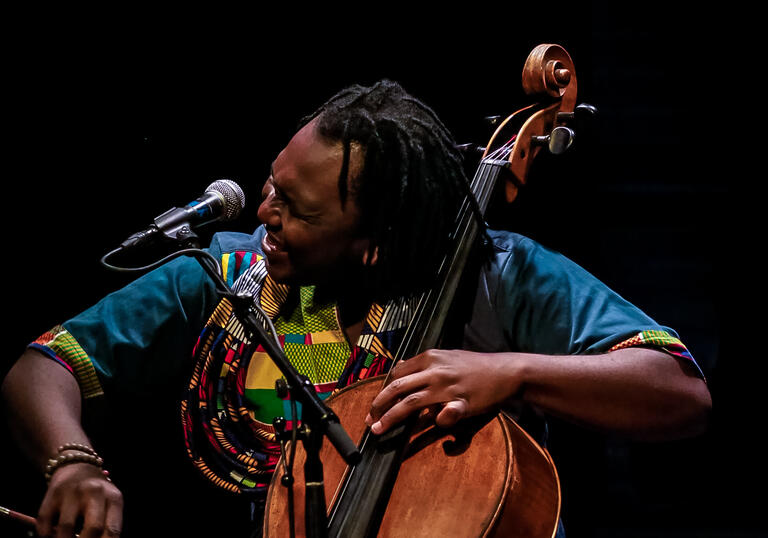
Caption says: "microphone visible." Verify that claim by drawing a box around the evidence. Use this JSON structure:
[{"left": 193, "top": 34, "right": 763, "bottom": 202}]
[{"left": 120, "top": 179, "right": 245, "bottom": 249}]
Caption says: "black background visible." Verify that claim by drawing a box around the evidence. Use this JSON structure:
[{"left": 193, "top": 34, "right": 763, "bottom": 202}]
[{"left": 1, "top": 4, "right": 755, "bottom": 537}]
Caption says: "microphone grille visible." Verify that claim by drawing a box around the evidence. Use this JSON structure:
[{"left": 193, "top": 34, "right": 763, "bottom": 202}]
[{"left": 205, "top": 179, "right": 246, "bottom": 220}]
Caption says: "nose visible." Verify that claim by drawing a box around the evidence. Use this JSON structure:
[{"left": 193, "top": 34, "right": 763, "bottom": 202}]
[{"left": 257, "top": 190, "right": 281, "bottom": 230}]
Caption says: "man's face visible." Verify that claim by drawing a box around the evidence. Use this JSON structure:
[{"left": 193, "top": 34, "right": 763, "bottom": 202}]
[{"left": 257, "top": 118, "right": 368, "bottom": 285}]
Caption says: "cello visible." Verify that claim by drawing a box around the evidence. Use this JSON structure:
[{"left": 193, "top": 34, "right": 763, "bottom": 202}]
[{"left": 264, "top": 43, "right": 592, "bottom": 538}]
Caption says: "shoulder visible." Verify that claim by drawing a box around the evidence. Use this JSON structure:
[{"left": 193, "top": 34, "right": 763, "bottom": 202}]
[
  {"left": 208, "top": 226, "right": 267, "bottom": 287},
  {"left": 485, "top": 229, "right": 571, "bottom": 282},
  {"left": 483, "top": 228, "right": 670, "bottom": 354},
  {"left": 488, "top": 228, "right": 573, "bottom": 259},
  {"left": 486, "top": 228, "right": 605, "bottom": 285},
  {"left": 483, "top": 228, "right": 639, "bottom": 325},
  {"left": 209, "top": 226, "right": 266, "bottom": 257}
]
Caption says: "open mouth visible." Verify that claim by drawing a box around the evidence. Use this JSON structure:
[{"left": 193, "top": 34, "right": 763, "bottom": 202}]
[{"left": 262, "top": 231, "right": 284, "bottom": 255}]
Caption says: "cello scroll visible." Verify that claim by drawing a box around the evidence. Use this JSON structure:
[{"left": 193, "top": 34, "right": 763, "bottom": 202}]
[{"left": 483, "top": 43, "right": 596, "bottom": 203}]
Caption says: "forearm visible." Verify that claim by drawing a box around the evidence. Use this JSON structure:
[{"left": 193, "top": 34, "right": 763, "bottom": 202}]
[
  {"left": 1, "top": 348, "right": 91, "bottom": 470},
  {"left": 369, "top": 347, "right": 711, "bottom": 441},
  {"left": 516, "top": 347, "right": 712, "bottom": 441},
  {"left": 2, "top": 349, "right": 124, "bottom": 537}
]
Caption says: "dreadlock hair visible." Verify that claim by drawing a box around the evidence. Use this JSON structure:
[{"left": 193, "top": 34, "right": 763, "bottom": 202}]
[{"left": 299, "top": 79, "right": 470, "bottom": 304}]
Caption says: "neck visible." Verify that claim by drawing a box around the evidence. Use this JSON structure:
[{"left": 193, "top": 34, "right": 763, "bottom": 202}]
[{"left": 313, "top": 266, "right": 376, "bottom": 328}]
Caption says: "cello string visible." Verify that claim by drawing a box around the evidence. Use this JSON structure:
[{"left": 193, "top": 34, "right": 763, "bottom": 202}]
[
  {"left": 347, "top": 166, "right": 489, "bottom": 488},
  {"left": 337, "top": 137, "right": 516, "bottom": 522},
  {"left": 398, "top": 160, "right": 495, "bottom": 361},
  {"left": 405, "top": 129, "right": 518, "bottom": 356},
  {"left": 448, "top": 102, "right": 526, "bottom": 253},
  {"left": 392, "top": 128, "right": 516, "bottom": 366},
  {"left": 397, "top": 132, "right": 510, "bottom": 360},
  {"left": 351, "top": 107, "right": 523, "bottom": 454}
]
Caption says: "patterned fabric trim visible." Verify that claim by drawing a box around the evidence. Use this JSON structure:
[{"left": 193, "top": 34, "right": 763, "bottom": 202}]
[
  {"left": 182, "top": 257, "right": 419, "bottom": 496},
  {"left": 181, "top": 297, "right": 277, "bottom": 495},
  {"left": 609, "top": 330, "right": 704, "bottom": 379},
  {"left": 221, "top": 250, "right": 261, "bottom": 287},
  {"left": 358, "top": 296, "right": 419, "bottom": 361},
  {"left": 260, "top": 275, "right": 291, "bottom": 319},
  {"left": 30, "top": 326, "right": 104, "bottom": 399}
]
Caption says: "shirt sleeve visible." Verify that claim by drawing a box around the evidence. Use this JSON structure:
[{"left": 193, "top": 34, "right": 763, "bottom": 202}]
[
  {"left": 493, "top": 234, "right": 704, "bottom": 378},
  {"left": 29, "top": 235, "right": 230, "bottom": 398}
]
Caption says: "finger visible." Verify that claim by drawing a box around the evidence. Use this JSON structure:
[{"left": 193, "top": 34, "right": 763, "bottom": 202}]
[
  {"left": 368, "top": 370, "right": 432, "bottom": 424},
  {"left": 55, "top": 497, "right": 80, "bottom": 538},
  {"left": 435, "top": 400, "right": 469, "bottom": 428},
  {"left": 101, "top": 493, "right": 123, "bottom": 538},
  {"left": 370, "top": 389, "right": 441, "bottom": 434},
  {"left": 79, "top": 494, "right": 106, "bottom": 538},
  {"left": 37, "top": 493, "right": 58, "bottom": 537},
  {"left": 388, "top": 353, "right": 428, "bottom": 380}
]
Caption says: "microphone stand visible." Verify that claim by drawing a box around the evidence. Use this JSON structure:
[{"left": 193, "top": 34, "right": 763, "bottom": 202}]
[
  {"left": 183, "top": 239, "right": 362, "bottom": 538},
  {"left": 105, "top": 229, "right": 361, "bottom": 537}
]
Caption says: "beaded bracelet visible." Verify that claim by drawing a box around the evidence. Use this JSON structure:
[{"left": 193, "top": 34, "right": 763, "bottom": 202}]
[
  {"left": 57, "top": 443, "right": 99, "bottom": 457},
  {"left": 44, "top": 445, "right": 111, "bottom": 483}
]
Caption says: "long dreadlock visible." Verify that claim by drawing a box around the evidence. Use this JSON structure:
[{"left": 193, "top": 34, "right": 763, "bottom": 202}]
[{"left": 299, "top": 80, "right": 470, "bottom": 303}]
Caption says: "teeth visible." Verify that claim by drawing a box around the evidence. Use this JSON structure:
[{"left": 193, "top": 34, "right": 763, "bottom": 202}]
[{"left": 263, "top": 233, "right": 282, "bottom": 251}]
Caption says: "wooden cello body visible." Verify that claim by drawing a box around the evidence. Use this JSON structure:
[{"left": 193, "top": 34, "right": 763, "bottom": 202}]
[
  {"left": 264, "top": 377, "right": 561, "bottom": 537},
  {"left": 264, "top": 43, "right": 588, "bottom": 537}
]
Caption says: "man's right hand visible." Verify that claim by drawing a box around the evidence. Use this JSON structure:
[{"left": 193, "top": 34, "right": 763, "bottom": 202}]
[{"left": 37, "top": 462, "right": 123, "bottom": 538}]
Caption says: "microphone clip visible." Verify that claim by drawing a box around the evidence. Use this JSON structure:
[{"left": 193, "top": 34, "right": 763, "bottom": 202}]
[{"left": 152, "top": 206, "right": 202, "bottom": 248}]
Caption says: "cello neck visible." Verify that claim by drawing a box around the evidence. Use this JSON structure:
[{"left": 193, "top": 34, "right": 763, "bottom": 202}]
[
  {"left": 327, "top": 43, "right": 582, "bottom": 537},
  {"left": 325, "top": 154, "right": 505, "bottom": 538}
]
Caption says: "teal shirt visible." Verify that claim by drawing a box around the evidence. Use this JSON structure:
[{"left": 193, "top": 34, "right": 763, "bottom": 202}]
[
  {"left": 464, "top": 229, "right": 679, "bottom": 355},
  {"left": 34, "top": 226, "right": 700, "bottom": 398},
  {"left": 56, "top": 230, "right": 263, "bottom": 395}
]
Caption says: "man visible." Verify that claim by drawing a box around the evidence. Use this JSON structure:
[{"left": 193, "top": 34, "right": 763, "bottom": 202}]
[{"left": 2, "top": 80, "right": 711, "bottom": 537}]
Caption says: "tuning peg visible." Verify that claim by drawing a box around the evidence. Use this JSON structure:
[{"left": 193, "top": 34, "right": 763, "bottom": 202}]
[
  {"left": 532, "top": 126, "right": 575, "bottom": 155},
  {"left": 557, "top": 103, "right": 598, "bottom": 123},
  {"left": 484, "top": 115, "right": 503, "bottom": 126},
  {"left": 455, "top": 143, "right": 486, "bottom": 155},
  {"left": 577, "top": 103, "right": 598, "bottom": 117},
  {"left": 549, "top": 126, "right": 575, "bottom": 154}
]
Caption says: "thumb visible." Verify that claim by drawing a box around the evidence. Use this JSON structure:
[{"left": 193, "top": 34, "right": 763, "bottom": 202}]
[{"left": 435, "top": 400, "right": 468, "bottom": 428}]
